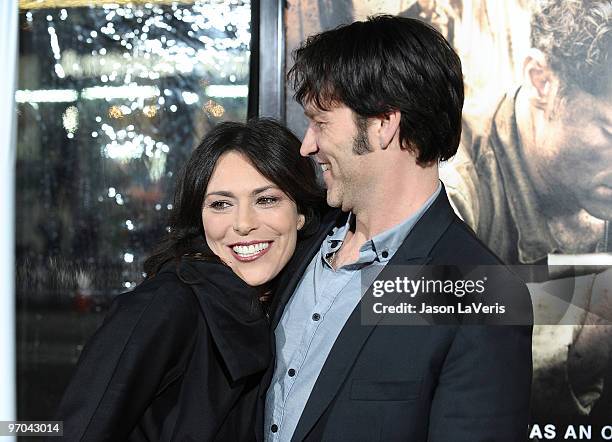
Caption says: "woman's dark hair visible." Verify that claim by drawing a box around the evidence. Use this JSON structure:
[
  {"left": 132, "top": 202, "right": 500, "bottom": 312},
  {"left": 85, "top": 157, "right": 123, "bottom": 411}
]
[
  {"left": 288, "top": 14, "right": 464, "bottom": 165},
  {"left": 144, "top": 118, "right": 325, "bottom": 276}
]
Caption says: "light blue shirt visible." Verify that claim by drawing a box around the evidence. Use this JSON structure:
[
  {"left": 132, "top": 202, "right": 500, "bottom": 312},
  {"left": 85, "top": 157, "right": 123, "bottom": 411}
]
[{"left": 264, "top": 184, "right": 442, "bottom": 441}]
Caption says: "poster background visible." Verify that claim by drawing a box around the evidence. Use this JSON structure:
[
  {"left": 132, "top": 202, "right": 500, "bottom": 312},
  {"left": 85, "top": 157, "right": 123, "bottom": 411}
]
[{"left": 283, "top": 0, "right": 612, "bottom": 439}]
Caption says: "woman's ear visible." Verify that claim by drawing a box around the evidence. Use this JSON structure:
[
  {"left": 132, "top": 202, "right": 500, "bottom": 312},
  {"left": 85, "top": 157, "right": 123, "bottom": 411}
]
[{"left": 297, "top": 214, "right": 306, "bottom": 231}]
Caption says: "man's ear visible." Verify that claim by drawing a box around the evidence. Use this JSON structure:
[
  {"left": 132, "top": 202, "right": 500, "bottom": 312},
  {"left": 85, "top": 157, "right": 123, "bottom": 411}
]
[
  {"left": 523, "top": 49, "right": 559, "bottom": 111},
  {"left": 374, "top": 109, "right": 401, "bottom": 150}
]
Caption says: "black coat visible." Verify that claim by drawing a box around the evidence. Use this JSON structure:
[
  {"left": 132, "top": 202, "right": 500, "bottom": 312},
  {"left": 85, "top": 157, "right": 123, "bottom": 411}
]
[
  {"left": 258, "top": 187, "right": 533, "bottom": 441},
  {"left": 57, "top": 258, "right": 271, "bottom": 441}
]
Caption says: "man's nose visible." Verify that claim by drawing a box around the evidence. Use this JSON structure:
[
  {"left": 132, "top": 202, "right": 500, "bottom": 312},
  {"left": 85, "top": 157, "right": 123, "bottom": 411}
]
[
  {"left": 300, "top": 124, "right": 319, "bottom": 157},
  {"left": 233, "top": 205, "right": 257, "bottom": 235}
]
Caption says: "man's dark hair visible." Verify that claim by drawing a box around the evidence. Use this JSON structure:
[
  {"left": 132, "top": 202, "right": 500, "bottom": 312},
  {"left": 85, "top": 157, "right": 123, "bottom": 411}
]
[
  {"left": 531, "top": 0, "right": 612, "bottom": 96},
  {"left": 288, "top": 14, "right": 464, "bottom": 164}
]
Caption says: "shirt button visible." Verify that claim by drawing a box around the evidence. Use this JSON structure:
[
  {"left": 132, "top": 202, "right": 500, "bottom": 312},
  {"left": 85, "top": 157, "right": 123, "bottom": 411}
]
[
  {"left": 271, "top": 424, "right": 279, "bottom": 433},
  {"left": 381, "top": 250, "right": 389, "bottom": 258},
  {"left": 288, "top": 368, "right": 296, "bottom": 377},
  {"left": 312, "top": 313, "right": 321, "bottom": 321}
]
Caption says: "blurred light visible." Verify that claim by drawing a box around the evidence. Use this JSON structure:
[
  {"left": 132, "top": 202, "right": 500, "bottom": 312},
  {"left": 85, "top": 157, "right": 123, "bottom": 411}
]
[
  {"left": 123, "top": 253, "right": 134, "bottom": 263},
  {"left": 54, "top": 63, "right": 65, "bottom": 78},
  {"left": 48, "top": 26, "right": 61, "bottom": 60},
  {"left": 115, "top": 194, "right": 124, "bottom": 205},
  {"left": 125, "top": 220, "right": 134, "bottom": 231},
  {"left": 16, "top": 85, "right": 164, "bottom": 103},
  {"left": 62, "top": 105, "right": 79, "bottom": 133},
  {"left": 82, "top": 85, "right": 160, "bottom": 100},
  {"left": 107, "top": 187, "right": 116, "bottom": 198},
  {"left": 181, "top": 91, "right": 199, "bottom": 105},
  {"left": 15, "top": 89, "right": 77, "bottom": 103},
  {"left": 169, "top": 104, "right": 177, "bottom": 112},
  {"left": 105, "top": 140, "right": 140, "bottom": 159},
  {"left": 108, "top": 106, "right": 124, "bottom": 119},
  {"left": 205, "top": 84, "right": 248, "bottom": 98},
  {"left": 143, "top": 105, "right": 157, "bottom": 118},
  {"left": 204, "top": 100, "right": 225, "bottom": 117}
]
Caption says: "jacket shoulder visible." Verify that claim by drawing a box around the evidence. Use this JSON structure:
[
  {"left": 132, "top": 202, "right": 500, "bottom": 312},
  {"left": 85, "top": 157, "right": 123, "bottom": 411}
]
[
  {"left": 57, "top": 273, "right": 201, "bottom": 440},
  {"left": 109, "top": 272, "right": 199, "bottom": 334},
  {"left": 432, "top": 217, "right": 507, "bottom": 266}
]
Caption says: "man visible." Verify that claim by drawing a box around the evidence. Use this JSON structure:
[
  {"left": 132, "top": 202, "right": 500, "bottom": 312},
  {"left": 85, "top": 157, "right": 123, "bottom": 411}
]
[
  {"left": 260, "top": 16, "right": 532, "bottom": 441},
  {"left": 442, "top": 0, "right": 612, "bottom": 423}
]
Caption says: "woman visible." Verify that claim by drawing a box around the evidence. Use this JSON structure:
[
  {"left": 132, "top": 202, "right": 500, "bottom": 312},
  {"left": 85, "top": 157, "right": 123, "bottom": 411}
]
[{"left": 57, "top": 119, "right": 325, "bottom": 441}]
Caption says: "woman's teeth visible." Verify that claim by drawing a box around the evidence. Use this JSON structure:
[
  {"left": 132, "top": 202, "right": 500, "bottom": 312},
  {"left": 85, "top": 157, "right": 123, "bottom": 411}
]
[{"left": 232, "top": 242, "right": 270, "bottom": 257}]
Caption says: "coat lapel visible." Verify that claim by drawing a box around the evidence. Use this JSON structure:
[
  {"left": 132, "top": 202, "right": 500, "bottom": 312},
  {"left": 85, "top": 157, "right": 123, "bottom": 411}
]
[{"left": 291, "top": 187, "right": 457, "bottom": 442}]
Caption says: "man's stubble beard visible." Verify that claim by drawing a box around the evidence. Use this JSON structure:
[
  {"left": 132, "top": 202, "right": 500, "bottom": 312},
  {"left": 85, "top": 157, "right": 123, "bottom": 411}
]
[
  {"left": 352, "top": 115, "right": 372, "bottom": 155},
  {"left": 326, "top": 117, "right": 373, "bottom": 209}
]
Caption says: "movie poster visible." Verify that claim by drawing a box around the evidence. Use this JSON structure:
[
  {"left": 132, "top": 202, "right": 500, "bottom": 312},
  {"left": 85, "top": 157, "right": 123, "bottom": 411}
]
[{"left": 284, "top": 1, "right": 612, "bottom": 440}]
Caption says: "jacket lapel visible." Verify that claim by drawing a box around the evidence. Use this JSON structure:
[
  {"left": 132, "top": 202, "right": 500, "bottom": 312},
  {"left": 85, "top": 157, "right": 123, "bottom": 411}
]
[{"left": 291, "top": 187, "right": 457, "bottom": 441}]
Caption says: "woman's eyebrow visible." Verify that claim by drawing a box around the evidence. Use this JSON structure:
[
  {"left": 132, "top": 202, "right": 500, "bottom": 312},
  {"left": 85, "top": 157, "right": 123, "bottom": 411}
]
[
  {"left": 204, "top": 190, "right": 234, "bottom": 198},
  {"left": 204, "top": 186, "right": 279, "bottom": 199},
  {"left": 252, "top": 185, "right": 278, "bottom": 195}
]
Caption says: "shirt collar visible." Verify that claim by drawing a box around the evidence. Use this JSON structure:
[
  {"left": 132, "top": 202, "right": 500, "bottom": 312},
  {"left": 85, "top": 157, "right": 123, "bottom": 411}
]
[{"left": 321, "top": 183, "right": 442, "bottom": 268}]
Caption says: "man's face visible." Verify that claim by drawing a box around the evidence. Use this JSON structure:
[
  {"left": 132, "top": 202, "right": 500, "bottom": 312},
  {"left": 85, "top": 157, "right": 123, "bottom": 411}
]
[
  {"left": 534, "top": 87, "right": 612, "bottom": 220},
  {"left": 300, "top": 102, "right": 373, "bottom": 211}
]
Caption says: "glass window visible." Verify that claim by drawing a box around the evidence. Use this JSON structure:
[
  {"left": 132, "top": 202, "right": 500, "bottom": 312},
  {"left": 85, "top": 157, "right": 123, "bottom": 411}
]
[{"left": 16, "top": 0, "right": 252, "bottom": 419}]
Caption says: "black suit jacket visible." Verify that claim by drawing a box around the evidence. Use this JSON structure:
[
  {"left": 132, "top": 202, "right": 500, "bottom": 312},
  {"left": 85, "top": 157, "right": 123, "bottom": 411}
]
[
  {"left": 258, "top": 188, "right": 533, "bottom": 442},
  {"left": 56, "top": 258, "right": 270, "bottom": 441}
]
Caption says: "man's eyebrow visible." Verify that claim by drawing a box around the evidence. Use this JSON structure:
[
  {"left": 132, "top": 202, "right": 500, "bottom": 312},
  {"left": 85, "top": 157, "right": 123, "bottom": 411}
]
[{"left": 304, "top": 108, "right": 321, "bottom": 119}]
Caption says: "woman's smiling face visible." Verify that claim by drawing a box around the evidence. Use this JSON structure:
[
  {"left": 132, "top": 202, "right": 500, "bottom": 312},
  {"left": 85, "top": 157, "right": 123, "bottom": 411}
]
[{"left": 201, "top": 151, "right": 305, "bottom": 287}]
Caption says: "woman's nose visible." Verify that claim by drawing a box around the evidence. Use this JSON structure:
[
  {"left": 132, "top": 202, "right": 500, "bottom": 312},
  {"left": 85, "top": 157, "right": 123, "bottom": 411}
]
[{"left": 232, "top": 206, "right": 257, "bottom": 235}]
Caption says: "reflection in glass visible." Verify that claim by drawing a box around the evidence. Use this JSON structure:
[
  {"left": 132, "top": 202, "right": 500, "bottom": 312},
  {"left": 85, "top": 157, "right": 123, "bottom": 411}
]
[{"left": 16, "top": 0, "right": 251, "bottom": 420}]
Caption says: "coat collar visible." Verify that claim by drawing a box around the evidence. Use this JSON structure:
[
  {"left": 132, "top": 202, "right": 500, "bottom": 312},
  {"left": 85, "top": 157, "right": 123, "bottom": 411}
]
[
  {"left": 290, "top": 186, "right": 457, "bottom": 442},
  {"left": 160, "top": 257, "right": 271, "bottom": 384}
]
